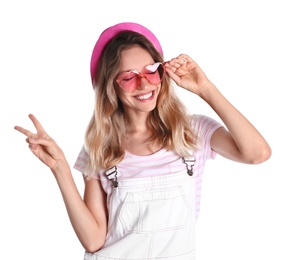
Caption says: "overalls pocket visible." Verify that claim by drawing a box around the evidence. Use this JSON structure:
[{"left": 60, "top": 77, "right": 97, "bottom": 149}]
[{"left": 118, "top": 186, "right": 190, "bottom": 234}]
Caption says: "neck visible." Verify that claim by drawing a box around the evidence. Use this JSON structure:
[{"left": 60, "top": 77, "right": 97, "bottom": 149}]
[{"left": 124, "top": 110, "right": 150, "bottom": 133}]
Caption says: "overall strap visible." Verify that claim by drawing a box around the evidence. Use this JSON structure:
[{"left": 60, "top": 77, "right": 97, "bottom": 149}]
[
  {"left": 105, "top": 166, "right": 119, "bottom": 188},
  {"left": 183, "top": 156, "right": 196, "bottom": 176},
  {"left": 105, "top": 155, "right": 196, "bottom": 188}
]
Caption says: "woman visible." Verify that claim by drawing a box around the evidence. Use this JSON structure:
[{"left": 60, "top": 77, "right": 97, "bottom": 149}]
[{"left": 14, "top": 22, "right": 271, "bottom": 259}]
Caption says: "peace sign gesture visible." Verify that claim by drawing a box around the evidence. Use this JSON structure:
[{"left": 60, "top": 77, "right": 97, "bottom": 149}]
[{"left": 14, "top": 114, "right": 67, "bottom": 172}]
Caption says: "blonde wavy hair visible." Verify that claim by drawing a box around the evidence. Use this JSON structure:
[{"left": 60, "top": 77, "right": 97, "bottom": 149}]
[{"left": 85, "top": 31, "right": 198, "bottom": 174}]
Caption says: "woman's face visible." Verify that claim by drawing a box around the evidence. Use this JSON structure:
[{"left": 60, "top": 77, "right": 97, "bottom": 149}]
[{"left": 115, "top": 45, "right": 162, "bottom": 115}]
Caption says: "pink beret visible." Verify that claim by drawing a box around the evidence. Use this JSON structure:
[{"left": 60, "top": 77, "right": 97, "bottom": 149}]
[{"left": 90, "top": 22, "right": 163, "bottom": 82}]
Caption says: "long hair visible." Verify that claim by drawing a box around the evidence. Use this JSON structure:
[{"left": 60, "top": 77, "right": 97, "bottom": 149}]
[{"left": 85, "top": 31, "right": 198, "bottom": 176}]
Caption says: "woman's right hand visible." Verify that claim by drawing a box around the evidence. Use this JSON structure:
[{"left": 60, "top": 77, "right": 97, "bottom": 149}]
[{"left": 14, "top": 114, "right": 67, "bottom": 172}]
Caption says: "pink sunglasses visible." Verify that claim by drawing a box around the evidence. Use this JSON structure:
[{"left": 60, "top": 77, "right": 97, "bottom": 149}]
[{"left": 116, "top": 62, "right": 165, "bottom": 93}]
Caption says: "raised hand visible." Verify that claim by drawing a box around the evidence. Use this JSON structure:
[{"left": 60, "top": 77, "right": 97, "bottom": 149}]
[
  {"left": 164, "top": 54, "right": 212, "bottom": 96},
  {"left": 14, "top": 114, "right": 67, "bottom": 172}
]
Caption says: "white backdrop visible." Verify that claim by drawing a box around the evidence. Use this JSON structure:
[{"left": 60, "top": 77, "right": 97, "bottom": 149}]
[{"left": 1, "top": 0, "right": 286, "bottom": 259}]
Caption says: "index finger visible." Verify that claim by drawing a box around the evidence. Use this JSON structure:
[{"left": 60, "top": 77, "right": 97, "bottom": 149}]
[
  {"left": 14, "top": 125, "right": 35, "bottom": 138},
  {"left": 14, "top": 114, "right": 46, "bottom": 138}
]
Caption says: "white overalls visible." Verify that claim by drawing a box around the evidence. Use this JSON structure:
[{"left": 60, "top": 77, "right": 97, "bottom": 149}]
[{"left": 84, "top": 157, "right": 196, "bottom": 260}]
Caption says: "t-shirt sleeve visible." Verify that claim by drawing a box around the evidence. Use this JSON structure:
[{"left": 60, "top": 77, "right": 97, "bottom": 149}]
[
  {"left": 191, "top": 114, "right": 223, "bottom": 160},
  {"left": 73, "top": 146, "right": 99, "bottom": 179}
]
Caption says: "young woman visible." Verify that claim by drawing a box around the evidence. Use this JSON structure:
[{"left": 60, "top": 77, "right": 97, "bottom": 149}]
[{"left": 14, "top": 22, "right": 271, "bottom": 259}]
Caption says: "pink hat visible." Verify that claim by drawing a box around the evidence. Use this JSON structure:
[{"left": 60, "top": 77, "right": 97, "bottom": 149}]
[{"left": 90, "top": 22, "right": 163, "bottom": 82}]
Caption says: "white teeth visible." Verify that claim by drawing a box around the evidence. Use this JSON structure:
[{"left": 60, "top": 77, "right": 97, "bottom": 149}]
[{"left": 136, "top": 92, "right": 153, "bottom": 100}]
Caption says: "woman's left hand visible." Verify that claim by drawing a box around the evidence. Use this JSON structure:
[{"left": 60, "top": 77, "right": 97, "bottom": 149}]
[{"left": 164, "top": 54, "right": 211, "bottom": 96}]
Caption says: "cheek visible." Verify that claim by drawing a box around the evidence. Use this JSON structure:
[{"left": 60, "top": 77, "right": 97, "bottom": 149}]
[{"left": 115, "top": 86, "right": 130, "bottom": 103}]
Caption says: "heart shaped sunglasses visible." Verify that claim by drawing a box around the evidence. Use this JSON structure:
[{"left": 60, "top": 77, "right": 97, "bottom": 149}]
[{"left": 116, "top": 62, "right": 165, "bottom": 93}]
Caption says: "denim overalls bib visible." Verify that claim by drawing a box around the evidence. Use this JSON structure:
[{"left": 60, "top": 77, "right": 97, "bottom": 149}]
[{"left": 84, "top": 157, "right": 196, "bottom": 260}]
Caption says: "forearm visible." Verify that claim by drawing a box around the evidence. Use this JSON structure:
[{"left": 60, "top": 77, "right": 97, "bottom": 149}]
[
  {"left": 14, "top": 114, "right": 106, "bottom": 252},
  {"left": 200, "top": 82, "right": 271, "bottom": 163},
  {"left": 51, "top": 162, "right": 106, "bottom": 252}
]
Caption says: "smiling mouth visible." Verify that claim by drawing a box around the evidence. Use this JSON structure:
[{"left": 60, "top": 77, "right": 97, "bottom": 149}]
[{"left": 135, "top": 91, "right": 153, "bottom": 100}]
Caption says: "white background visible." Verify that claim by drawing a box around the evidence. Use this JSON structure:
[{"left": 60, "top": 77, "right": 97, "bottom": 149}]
[{"left": 1, "top": 0, "right": 286, "bottom": 259}]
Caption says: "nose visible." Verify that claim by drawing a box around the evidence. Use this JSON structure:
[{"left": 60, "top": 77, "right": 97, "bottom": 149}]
[{"left": 137, "top": 76, "right": 149, "bottom": 90}]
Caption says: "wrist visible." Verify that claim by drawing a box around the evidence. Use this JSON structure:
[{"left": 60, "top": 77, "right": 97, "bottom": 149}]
[
  {"left": 198, "top": 81, "right": 217, "bottom": 100},
  {"left": 51, "top": 158, "right": 70, "bottom": 177}
]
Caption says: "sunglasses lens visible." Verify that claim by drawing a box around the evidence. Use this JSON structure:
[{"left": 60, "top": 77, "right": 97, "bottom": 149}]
[
  {"left": 116, "top": 63, "right": 165, "bottom": 93},
  {"left": 144, "top": 63, "right": 164, "bottom": 85},
  {"left": 117, "top": 71, "right": 139, "bottom": 92}
]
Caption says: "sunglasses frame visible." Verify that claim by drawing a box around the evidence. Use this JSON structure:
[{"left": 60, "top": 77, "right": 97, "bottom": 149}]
[{"left": 115, "top": 62, "right": 165, "bottom": 93}]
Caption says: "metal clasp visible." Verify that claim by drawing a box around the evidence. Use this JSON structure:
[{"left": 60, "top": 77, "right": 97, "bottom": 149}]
[
  {"left": 105, "top": 166, "right": 118, "bottom": 188},
  {"left": 183, "top": 157, "right": 196, "bottom": 176}
]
